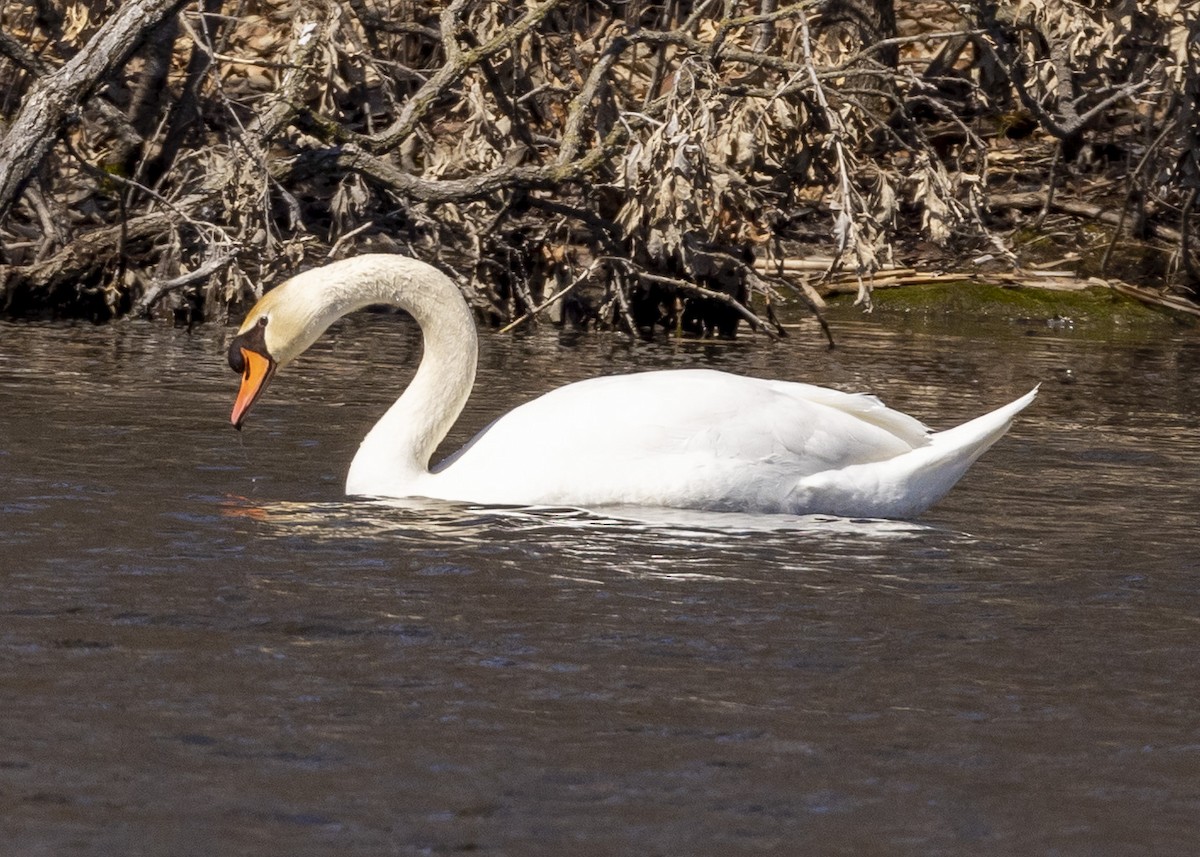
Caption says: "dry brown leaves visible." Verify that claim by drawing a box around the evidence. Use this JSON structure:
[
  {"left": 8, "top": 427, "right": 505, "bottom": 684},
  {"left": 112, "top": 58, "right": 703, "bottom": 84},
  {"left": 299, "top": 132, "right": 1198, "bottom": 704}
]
[{"left": 1, "top": 0, "right": 1198, "bottom": 325}]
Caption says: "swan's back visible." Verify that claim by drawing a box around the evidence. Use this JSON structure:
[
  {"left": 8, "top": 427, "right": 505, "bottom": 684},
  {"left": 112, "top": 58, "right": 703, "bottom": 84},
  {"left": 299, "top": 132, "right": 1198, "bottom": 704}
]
[{"left": 421, "top": 369, "right": 953, "bottom": 512}]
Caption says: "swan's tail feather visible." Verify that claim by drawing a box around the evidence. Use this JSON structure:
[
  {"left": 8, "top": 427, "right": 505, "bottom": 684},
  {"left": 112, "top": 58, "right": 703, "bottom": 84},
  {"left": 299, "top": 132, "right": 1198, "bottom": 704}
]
[
  {"left": 789, "top": 386, "right": 1038, "bottom": 518},
  {"left": 929, "top": 384, "right": 1039, "bottom": 456}
]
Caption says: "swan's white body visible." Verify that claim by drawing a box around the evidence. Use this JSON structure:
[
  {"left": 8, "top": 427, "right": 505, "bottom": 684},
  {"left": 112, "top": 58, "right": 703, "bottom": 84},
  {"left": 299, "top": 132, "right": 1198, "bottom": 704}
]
[{"left": 230, "top": 254, "right": 1037, "bottom": 518}]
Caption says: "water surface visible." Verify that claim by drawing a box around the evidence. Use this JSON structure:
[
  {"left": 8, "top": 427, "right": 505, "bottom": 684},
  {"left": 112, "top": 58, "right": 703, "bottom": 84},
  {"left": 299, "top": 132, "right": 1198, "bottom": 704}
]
[{"left": 1, "top": 310, "right": 1198, "bottom": 855}]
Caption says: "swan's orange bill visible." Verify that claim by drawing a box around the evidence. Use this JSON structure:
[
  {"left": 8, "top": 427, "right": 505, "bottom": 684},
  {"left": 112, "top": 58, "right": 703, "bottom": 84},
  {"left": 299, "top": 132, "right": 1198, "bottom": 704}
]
[{"left": 231, "top": 348, "right": 275, "bottom": 430}]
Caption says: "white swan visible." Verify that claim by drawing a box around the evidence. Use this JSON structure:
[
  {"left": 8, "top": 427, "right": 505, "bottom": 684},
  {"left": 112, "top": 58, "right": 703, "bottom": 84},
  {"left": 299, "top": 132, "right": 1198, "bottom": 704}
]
[{"left": 228, "top": 254, "right": 1037, "bottom": 518}]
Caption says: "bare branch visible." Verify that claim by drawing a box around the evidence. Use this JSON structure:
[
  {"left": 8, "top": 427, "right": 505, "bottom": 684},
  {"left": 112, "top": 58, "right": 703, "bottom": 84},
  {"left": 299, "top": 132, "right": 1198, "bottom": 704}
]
[
  {"left": 132, "top": 252, "right": 237, "bottom": 317},
  {"left": 0, "top": 0, "right": 189, "bottom": 222}
]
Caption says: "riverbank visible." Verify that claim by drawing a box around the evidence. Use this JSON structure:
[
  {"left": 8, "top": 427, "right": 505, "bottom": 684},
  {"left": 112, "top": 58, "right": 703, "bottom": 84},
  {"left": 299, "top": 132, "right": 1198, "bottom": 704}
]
[{"left": 2, "top": 2, "right": 1196, "bottom": 330}]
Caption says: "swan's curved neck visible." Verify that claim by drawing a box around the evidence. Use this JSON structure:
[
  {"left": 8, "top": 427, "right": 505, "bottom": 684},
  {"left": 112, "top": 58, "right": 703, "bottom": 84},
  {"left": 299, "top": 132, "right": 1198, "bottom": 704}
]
[{"left": 316, "top": 257, "right": 476, "bottom": 495}]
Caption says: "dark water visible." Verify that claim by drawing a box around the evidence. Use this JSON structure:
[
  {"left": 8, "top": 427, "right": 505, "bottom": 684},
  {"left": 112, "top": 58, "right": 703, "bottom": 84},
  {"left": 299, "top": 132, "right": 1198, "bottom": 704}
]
[{"left": 2, "top": 309, "right": 1199, "bottom": 855}]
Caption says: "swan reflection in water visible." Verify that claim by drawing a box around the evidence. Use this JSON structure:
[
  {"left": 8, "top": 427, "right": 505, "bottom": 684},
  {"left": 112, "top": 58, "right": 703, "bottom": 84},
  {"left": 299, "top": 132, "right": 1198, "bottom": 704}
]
[
  {"left": 218, "top": 493, "right": 938, "bottom": 541},
  {"left": 215, "top": 492, "right": 971, "bottom": 591}
]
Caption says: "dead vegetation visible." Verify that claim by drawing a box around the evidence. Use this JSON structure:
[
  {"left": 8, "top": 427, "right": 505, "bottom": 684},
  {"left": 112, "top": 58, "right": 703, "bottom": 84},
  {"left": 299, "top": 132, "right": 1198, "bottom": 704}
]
[{"left": 0, "top": 0, "right": 1198, "bottom": 332}]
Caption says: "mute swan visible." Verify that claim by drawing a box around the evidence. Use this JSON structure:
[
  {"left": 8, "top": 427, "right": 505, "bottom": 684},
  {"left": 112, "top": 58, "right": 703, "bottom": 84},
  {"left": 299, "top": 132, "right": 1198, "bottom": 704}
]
[{"left": 228, "top": 254, "right": 1037, "bottom": 518}]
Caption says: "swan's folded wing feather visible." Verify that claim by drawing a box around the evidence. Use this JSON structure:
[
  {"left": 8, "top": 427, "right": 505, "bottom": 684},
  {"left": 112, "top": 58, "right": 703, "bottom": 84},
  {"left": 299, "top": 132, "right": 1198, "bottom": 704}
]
[
  {"left": 433, "top": 370, "right": 933, "bottom": 507},
  {"left": 765, "top": 381, "right": 931, "bottom": 448}
]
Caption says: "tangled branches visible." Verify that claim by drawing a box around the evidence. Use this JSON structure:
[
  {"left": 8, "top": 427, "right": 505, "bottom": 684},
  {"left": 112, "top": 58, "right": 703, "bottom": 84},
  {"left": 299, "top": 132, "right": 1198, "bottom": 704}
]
[{"left": 0, "top": 0, "right": 1198, "bottom": 330}]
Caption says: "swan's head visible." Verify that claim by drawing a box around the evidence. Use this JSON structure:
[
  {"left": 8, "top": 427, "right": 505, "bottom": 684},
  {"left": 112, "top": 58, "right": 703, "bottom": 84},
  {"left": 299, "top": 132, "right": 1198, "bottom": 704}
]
[
  {"left": 228, "top": 275, "right": 331, "bottom": 429},
  {"left": 228, "top": 254, "right": 473, "bottom": 429}
]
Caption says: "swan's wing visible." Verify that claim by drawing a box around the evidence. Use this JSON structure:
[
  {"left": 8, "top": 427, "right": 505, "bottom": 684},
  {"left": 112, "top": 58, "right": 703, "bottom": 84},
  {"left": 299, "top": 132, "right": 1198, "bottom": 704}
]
[
  {"left": 430, "top": 370, "right": 931, "bottom": 507},
  {"left": 764, "top": 380, "right": 931, "bottom": 448},
  {"left": 539, "top": 370, "right": 928, "bottom": 459}
]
